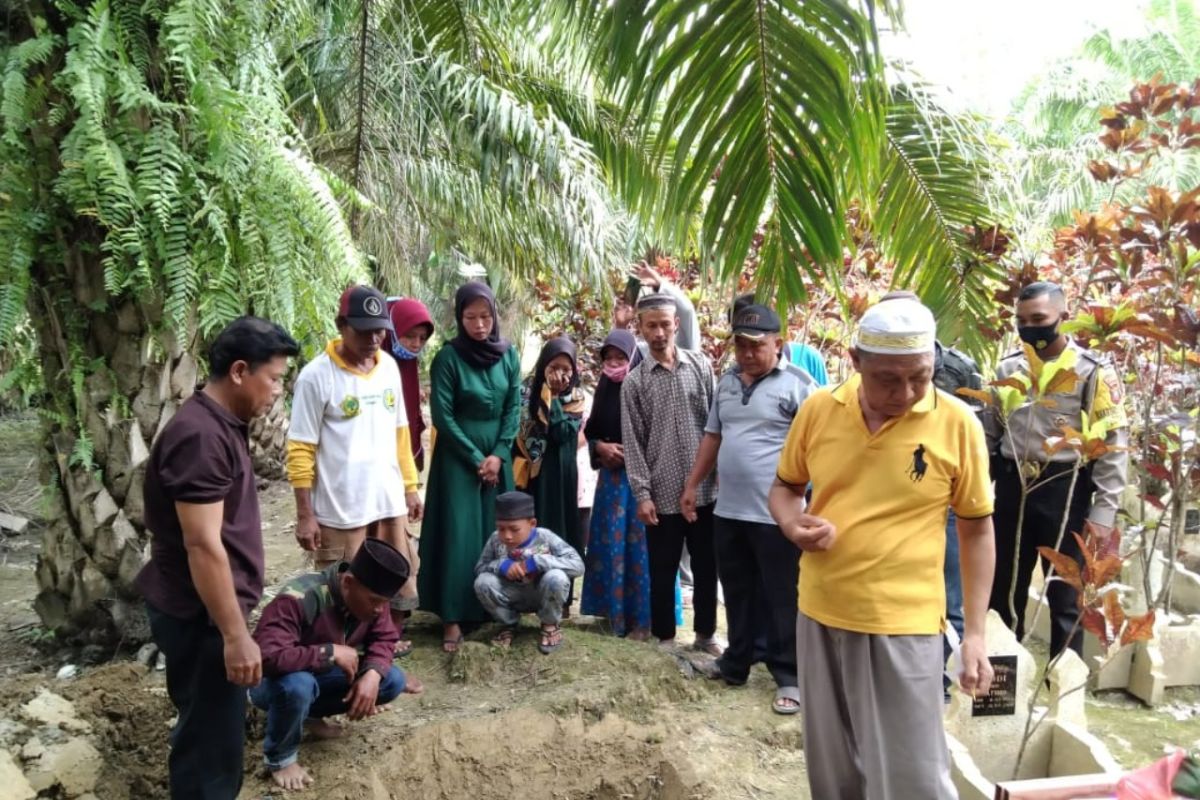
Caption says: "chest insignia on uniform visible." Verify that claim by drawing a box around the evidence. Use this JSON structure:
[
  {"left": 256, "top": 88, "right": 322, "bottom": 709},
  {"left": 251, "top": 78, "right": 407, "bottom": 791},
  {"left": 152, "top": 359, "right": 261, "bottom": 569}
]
[
  {"left": 383, "top": 388, "right": 397, "bottom": 411},
  {"left": 340, "top": 395, "right": 361, "bottom": 418},
  {"left": 907, "top": 444, "right": 928, "bottom": 483}
]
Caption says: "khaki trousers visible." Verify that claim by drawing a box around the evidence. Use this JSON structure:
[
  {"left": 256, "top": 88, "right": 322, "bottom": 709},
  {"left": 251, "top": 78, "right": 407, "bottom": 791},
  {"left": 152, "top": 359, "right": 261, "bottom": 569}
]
[{"left": 315, "top": 518, "right": 419, "bottom": 610}]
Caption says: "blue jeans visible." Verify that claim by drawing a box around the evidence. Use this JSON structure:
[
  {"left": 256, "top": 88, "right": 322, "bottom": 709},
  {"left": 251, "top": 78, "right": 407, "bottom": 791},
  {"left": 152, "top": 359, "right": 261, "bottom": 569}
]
[
  {"left": 249, "top": 666, "right": 406, "bottom": 769},
  {"left": 943, "top": 510, "right": 965, "bottom": 694}
]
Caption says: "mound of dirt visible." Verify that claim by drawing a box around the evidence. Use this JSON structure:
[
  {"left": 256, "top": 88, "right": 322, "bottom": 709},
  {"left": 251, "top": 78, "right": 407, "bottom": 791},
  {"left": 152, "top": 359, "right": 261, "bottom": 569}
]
[
  {"left": 371, "top": 708, "right": 700, "bottom": 800},
  {"left": 60, "top": 663, "right": 175, "bottom": 798},
  {"left": 0, "top": 663, "right": 174, "bottom": 798}
]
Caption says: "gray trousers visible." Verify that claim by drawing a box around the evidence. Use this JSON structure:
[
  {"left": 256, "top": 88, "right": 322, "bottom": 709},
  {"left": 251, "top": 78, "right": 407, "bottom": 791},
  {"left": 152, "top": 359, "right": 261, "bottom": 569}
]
[
  {"left": 474, "top": 570, "right": 570, "bottom": 626},
  {"left": 796, "top": 612, "right": 956, "bottom": 800}
]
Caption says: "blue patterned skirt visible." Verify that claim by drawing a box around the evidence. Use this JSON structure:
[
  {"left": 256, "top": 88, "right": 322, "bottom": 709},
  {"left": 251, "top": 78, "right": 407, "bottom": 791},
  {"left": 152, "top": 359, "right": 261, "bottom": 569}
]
[{"left": 581, "top": 467, "right": 652, "bottom": 636}]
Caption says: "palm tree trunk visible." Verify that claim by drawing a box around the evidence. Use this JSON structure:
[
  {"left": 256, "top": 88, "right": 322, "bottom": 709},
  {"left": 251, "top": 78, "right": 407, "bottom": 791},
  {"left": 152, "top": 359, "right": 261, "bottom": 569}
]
[
  {"left": 249, "top": 396, "right": 290, "bottom": 481},
  {"left": 27, "top": 229, "right": 197, "bottom": 643}
]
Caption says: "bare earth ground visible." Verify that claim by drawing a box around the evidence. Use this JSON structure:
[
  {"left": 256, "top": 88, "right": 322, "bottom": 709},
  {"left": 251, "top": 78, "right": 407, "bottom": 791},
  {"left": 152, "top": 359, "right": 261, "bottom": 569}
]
[
  {"left": 1, "top": 413, "right": 1198, "bottom": 798},
  {"left": 0, "top": 415, "right": 810, "bottom": 799}
]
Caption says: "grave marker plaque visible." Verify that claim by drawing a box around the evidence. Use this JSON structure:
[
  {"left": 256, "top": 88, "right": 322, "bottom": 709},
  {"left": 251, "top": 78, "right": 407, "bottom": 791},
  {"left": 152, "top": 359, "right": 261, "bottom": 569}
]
[{"left": 972, "top": 655, "right": 1018, "bottom": 717}]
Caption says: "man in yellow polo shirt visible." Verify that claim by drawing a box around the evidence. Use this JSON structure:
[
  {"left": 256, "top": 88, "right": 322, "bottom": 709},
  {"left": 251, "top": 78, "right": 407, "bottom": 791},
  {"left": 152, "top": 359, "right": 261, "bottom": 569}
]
[{"left": 768, "top": 297, "right": 996, "bottom": 799}]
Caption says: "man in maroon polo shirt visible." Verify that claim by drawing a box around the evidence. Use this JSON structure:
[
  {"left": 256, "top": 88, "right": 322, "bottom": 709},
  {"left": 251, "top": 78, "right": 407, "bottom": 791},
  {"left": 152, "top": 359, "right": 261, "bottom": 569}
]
[{"left": 137, "top": 316, "right": 298, "bottom": 800}]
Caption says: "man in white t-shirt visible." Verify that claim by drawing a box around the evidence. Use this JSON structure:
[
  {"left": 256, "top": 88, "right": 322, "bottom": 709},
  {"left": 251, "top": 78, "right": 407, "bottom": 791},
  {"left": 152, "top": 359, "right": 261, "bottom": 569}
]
[{"left": 286, "top": 286, "right": 423, "bottom": 619}]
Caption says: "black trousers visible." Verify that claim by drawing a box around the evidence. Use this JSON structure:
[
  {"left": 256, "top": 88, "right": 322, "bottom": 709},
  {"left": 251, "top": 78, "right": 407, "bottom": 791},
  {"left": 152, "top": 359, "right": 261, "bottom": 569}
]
[
  {"left": 713, "top": 516, "right": 799, "bottom": 688},
  {"left": 647, "top": 505, "right": 718, "bottom": 641},
  {"left": 147, "top": 604, "right": 247, "bottom": 800},
  {"left": 990, "top": 458, "right": 1093, "bottom": 657}
]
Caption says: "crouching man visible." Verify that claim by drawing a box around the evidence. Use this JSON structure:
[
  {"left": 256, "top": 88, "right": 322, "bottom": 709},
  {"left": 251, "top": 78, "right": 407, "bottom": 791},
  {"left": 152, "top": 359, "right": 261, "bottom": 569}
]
[{"left": 251, "top": 538, "right": 424, "bottom": 790}]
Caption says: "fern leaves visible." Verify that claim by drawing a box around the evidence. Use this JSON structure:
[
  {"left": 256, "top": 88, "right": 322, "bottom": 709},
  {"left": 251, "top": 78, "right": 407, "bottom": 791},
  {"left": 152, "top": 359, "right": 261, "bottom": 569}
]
[
  {"left": 1, "top": 33, "right": 58, "bottom": 344},
  {"left": 2, "top": 0, "right": 367, "bottom": 356}
]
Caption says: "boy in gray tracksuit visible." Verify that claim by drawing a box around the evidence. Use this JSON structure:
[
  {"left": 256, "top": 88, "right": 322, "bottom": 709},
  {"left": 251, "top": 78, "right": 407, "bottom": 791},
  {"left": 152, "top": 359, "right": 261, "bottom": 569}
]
[{"left": 474, "top": 491, "right": 584, "bottom": 654}]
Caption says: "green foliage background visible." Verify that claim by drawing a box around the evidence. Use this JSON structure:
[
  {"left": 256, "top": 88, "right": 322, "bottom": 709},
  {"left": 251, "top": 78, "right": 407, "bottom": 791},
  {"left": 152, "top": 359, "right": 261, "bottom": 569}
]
[{"left": 1, "top": 0, "right": 367, "bottom": 357}]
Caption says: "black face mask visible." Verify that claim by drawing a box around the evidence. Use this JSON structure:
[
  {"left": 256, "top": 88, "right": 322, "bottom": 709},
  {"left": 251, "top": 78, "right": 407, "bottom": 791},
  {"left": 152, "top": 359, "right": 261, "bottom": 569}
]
[{"left": 1017, "top": 323, "right": 1060, "bottom": 350}]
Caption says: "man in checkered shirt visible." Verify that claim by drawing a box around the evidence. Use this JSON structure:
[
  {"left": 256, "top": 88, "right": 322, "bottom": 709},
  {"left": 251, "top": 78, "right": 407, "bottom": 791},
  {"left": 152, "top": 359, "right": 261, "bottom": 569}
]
[{"left": 620, "top": 293, "right": 722, "bottom": 655}]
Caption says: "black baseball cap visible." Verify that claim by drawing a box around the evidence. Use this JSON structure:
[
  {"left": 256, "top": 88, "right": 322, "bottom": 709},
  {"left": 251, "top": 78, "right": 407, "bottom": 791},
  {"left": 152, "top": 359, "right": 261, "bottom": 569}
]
[
  {"left": 731, "top": 304, "right": 781, "bottom": 339},
  {"left": 337, "top": 285, "right": 394, "bottom": 332}
]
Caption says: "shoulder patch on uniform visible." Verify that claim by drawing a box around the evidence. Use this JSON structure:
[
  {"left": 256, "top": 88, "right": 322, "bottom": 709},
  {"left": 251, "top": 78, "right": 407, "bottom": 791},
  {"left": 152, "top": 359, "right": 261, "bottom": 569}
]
[{"left": 1101, "top": 365, "right": 1125, "bottom": 404}]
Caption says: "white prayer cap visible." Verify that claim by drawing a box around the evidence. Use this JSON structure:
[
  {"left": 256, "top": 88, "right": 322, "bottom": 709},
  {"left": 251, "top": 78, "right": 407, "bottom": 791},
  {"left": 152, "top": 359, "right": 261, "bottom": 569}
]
[{"left": 854, "top": 298, "right": 936, "bottom": 355}]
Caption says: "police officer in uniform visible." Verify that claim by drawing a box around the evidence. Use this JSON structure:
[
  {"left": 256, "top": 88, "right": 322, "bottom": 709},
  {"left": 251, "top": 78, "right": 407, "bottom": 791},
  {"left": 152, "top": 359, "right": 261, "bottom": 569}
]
[{"left": 983, "top": 282, "right": 1128, "bottom": 657}]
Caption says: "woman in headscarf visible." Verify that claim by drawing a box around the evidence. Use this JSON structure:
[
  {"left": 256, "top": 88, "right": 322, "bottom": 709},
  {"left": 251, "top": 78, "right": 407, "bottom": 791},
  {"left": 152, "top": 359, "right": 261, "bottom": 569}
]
[
  {"left": 514, "top": 337, "right": 587, "bottom": 599},
  {"left": 385, "top": 298, "right": 435, "bottom": 470},
  {"left": 380, "top": 297, "right": 434, "bottom": 655},
  {"left": 418, "top": 282, "right": 522, "bottom": 652},
  {"left": 579, "top": 330, "right": 652, "bottom": 640}
]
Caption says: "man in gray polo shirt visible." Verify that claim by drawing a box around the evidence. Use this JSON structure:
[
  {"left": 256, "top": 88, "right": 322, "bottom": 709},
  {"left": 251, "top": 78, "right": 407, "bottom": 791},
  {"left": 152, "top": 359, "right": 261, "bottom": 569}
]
[{"left": 681, "top": 304, "right": 815, "bottom": 714}]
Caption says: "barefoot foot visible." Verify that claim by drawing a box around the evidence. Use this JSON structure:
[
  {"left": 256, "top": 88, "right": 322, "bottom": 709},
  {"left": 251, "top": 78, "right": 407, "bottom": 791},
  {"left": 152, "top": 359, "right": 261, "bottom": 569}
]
[
  {"left": 270, "top": 762, "right": 314, "bottom": 791},
  {"left": 305, "top": 718, "right": 345, "bottom": 740},
  {"left": 442, "top": 623, "right": 464, "bottom": 653}
]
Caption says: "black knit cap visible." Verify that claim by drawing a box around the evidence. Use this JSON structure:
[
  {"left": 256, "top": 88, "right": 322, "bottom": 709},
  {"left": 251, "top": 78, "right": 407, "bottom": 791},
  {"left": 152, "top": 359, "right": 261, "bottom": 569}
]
[
  {"left": 496, "top": 491, "right": 536, "bottom": 521},
  {"left": 348, "top": 538, "right": 411, "bottom": 598}
]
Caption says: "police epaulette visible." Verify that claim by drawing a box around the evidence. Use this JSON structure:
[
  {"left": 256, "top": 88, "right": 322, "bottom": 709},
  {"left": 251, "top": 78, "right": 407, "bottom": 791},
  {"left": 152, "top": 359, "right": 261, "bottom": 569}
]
[
  {"left": 1076, "top": 349, "right": 1101, "bottom": 365},
  {"left": 1000, "top": 350, "right": 1024, "bottom": 360}
]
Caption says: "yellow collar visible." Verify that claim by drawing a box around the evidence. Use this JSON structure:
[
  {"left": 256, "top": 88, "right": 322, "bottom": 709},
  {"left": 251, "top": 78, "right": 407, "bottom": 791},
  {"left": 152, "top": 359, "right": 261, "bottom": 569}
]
[
  {"left": 831, "top": 373, "right": 937, "bottom": 415},
  {"left": 326, "top": 339, "right": 380, "bottom": 378}
]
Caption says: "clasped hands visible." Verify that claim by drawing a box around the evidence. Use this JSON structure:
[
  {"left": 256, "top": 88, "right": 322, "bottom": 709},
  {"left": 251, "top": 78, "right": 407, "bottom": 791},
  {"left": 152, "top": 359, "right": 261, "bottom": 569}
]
[
  {"left": 504, "top": 560, "right": 538, "bottom": 583},
  {"left": 477, "top": 455, "right": 502, "bottom": 487}
]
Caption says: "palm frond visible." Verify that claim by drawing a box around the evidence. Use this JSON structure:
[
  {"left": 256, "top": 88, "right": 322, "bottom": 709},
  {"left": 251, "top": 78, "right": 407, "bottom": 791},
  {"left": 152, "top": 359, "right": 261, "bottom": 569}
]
[
  {"left": 278, "top": 0, "right": 635, "bottom": 296},
  {"left": 385, "top": 0, "right": 512, "bottom": 70},
  {"left": 560, "top": 0, "right": 887, "bottom": 306},
  {"left": 868, "top": 81, "right": 999, "bottom": 356}
]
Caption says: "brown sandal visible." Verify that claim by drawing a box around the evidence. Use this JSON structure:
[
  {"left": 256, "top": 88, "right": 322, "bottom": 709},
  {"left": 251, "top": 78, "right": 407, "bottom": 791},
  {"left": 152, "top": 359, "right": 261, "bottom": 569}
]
[
  {"left": 538, "top": 625, "right": 564, "bottom": 654},
  {"left": 491, "top": 627, "right": 516, "bottom": 649}
]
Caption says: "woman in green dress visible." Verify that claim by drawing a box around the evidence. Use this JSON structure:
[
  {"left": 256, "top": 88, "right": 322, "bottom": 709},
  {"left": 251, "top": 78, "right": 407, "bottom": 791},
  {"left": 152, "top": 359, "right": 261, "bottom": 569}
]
[
  {"left": 419, "top": 281, "right": 521, "bottom": 652},
  {"left": 514, "top": 337, "right": 585, "bottom": 553}
]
